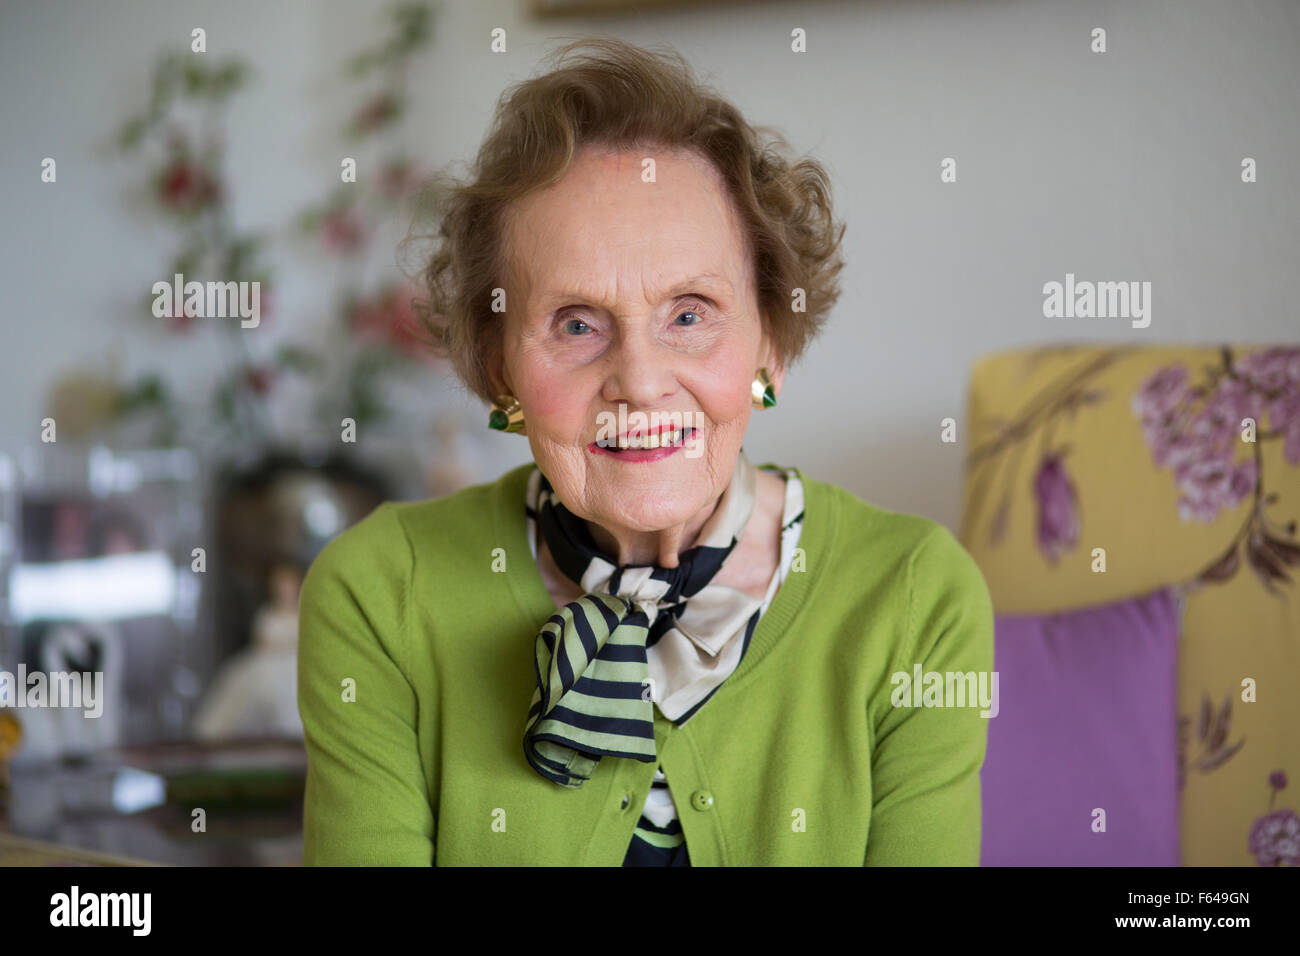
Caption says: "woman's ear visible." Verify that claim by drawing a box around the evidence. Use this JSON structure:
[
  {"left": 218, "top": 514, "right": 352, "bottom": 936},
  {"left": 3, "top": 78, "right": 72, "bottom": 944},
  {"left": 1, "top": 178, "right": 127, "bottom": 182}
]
[{"left": 485, "top": 344, "right": 513, "bottom": 399}]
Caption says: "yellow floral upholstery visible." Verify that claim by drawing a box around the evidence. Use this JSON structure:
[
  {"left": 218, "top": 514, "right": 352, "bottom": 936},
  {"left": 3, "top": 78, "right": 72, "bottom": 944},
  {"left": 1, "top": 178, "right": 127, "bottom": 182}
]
[{"left": 959, "top": 344, "right": 1300, "bottom": 866}]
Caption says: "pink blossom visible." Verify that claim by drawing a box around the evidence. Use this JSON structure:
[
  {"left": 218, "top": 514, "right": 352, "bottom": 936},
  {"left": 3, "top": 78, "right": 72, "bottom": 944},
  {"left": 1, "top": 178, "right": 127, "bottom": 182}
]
[
  {"left": 378, "top": 160, "right": 426, "bottom": 199},
  {"left": 157, "top": 158, "right": 220, "bottom": 213},
  {"left": 320, "top": 209, "right": 365, "bottom": 254},
  {"left": 161, "top": 295, "right": 195, "bottom": 333},
  {"left": 353, "top": 92, "right": 400, "bottom": 133},
  {"left": 348, "top": 285, "right": 429, "bottom": 358},
  {"left": 244, "top": 365, "right": 275, "bottom": 396}
]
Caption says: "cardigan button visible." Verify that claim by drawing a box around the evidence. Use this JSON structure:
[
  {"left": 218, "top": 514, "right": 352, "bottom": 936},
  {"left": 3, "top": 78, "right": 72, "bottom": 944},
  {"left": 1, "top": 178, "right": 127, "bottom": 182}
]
[
  {"left": 620, "top": 791, "right": 631, "bottom": 810},
  {"left": 691, "top": 790, "right": 714, "bottom": 811}
]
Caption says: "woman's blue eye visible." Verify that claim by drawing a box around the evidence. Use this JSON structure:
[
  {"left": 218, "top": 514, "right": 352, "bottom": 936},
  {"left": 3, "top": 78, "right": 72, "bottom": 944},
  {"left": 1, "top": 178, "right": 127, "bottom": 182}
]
[{"left": 562, "top": 308, "right": 701, "bottom": 334}]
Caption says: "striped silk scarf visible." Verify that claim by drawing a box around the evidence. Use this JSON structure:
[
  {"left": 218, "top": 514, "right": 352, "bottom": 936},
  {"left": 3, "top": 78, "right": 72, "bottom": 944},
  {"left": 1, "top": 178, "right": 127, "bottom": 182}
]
[{"left": 522, "top": 451, "right": 760, "bottom": 788}]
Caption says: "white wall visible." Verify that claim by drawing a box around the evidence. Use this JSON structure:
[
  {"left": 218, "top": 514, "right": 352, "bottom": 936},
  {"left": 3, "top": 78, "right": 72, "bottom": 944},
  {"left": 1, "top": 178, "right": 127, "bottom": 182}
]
[{"left": 2, "top": 0, "right": 1297, "bottom": 531}]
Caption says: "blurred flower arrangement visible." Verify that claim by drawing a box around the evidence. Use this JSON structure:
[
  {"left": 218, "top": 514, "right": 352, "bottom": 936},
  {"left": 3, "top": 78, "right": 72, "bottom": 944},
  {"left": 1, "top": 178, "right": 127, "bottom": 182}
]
[{"left": 105, "top": 2, "right": 439, "bottom": 458}]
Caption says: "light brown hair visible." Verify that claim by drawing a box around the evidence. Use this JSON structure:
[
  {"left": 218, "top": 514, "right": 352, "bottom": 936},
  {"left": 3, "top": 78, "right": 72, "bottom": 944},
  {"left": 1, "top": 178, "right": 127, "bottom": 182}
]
[{"left": 404, "top": 36, "right": 845, "bottom": 405}]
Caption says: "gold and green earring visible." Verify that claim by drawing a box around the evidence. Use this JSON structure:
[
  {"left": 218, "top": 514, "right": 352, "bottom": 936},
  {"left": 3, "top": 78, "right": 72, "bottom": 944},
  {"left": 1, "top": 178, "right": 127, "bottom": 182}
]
[
  {"left": 488, "top": 394, "right": 526, "bottom": 433},
  {"left": 751, "top": 368, "right": 776, "bottom": 409}
]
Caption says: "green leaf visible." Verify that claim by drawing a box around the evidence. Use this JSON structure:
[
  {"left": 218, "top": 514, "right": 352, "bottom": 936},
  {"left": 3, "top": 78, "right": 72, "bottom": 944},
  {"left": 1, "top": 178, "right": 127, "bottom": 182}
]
[
  {"left": 392, "top": 3, "right": 433, "bottom": 54},
  {"left": 213, "top": 381, "right": 236, "bottom": 423},
  {"left": 275, "top": 345, "right": 322, "bottom": 371},
  {"left": 210, "top": 60, "right": 249, "bottom": 98},
  {"left": 346, "top": 50, "right": 376, "bottom": 76},
  {"left": 116, "top": 375, "right": 173, "bottom": 416},
  {"left": 296, "top": 208, "right": 323, "bottom": 234},
  {"left": 156, "top": 417, "right": 180, "bottom": 446},
  {"left": 118, "top": 116, "right": 148, "bottom": 150},
  {"left": 150, "top": 53, "right": 182, "bottom": 110},
  {"left": 346, "top": 350, "right": 393, "bottom": 426},
  {"left": 182, "top": 58, "right": 206, "bottom": 96},
  {"left": 171, "top": 248, "right": 200, "bottom": 277}
]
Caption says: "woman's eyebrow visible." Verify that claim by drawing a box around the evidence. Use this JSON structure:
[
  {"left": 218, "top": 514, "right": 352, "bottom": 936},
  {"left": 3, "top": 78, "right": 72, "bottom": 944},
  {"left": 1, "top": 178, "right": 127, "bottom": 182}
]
[
  {"left": 538, "top": 272, "right": 733, "bottom": 308},
  {"left": 662, "top": 273, "right": 733, "bottom": 299}
]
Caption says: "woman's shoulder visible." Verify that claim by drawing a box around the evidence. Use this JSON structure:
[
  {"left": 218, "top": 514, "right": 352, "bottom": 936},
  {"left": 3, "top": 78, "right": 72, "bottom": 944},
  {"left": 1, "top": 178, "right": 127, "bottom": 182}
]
[
  {"left": 796, "top": 470, "right": 993, "bottom": 666},
  {"left": 795, "top": 468, "right": 984, "bottom": 584},
  {"left": 302, "top": 462, "right": 534, "bottom": 590}
]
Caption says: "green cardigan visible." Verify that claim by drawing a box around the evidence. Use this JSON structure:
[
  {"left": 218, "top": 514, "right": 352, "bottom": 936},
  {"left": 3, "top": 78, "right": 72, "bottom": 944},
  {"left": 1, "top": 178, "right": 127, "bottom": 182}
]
[{"left": 297, "top": 461, "right": 995, "bottom": 865}]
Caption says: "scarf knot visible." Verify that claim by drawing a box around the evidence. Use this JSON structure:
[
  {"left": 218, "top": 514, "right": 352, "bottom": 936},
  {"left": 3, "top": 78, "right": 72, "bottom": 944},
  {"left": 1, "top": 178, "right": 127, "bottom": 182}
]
[{"left": 522, "top": 452, "right": 761, "bottom": 788}]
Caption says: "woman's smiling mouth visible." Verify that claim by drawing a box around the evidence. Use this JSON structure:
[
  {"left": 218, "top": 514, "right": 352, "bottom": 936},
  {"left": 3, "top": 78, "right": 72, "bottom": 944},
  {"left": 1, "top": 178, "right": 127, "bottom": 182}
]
[{"left": 590, "top": 425, "right": 698, "bottom": 462}]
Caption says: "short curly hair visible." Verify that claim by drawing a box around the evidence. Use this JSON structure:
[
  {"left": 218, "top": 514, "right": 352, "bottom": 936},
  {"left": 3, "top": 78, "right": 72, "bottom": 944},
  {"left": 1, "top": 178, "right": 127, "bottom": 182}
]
[{"left": 405, "top": 36, "right": 845, "bottom": 407}]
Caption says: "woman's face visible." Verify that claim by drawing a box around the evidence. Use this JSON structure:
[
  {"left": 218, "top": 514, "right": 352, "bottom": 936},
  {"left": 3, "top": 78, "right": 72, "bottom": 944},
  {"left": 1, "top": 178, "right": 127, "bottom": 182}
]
[{"left": 496, "top": 143, "right": 783, "bottom": 539}]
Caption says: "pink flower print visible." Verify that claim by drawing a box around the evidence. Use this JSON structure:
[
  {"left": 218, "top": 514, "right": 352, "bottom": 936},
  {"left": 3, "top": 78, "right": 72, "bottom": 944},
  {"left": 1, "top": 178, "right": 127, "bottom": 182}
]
[
  {"left": 1173, "top": 454, "right": 1257, "bottom": 523},
  {"left": 1034, "top": 452, "right": 1079, "bottom": 564},
  {"left": 1236, "top": 346, "right": 1300, "bottom": 394},
  {"left": 1266, "top": 392, "right": 1300, "bottom": 465},
  {"left": 1248, "top": 809, "right": 1300, "bottom": 866},
  {"left": 1133, "top": 366, "right": 1190, "bottom": 425},
  {"left": 1187, "top": 377, "right": 1263, "bottom": 461},
  {"left": 1148, "top": 429, "right": 1207, "bottom": 472}
]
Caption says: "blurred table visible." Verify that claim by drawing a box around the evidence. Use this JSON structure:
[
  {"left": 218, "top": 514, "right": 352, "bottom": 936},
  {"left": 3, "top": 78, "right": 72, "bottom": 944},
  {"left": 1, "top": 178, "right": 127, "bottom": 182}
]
[
  {"left": 2, "top": 738, "right": 305, "bottom": 866},
  {"left": 0, "top": 831, "right": 159, "bottom": 866}
]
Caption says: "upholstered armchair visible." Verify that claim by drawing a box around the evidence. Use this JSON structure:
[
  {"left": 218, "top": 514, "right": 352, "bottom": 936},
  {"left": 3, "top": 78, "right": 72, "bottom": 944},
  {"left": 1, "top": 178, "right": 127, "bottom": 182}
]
[{"left": 961, "top": 344, "right": 1300, "bottom": 866}]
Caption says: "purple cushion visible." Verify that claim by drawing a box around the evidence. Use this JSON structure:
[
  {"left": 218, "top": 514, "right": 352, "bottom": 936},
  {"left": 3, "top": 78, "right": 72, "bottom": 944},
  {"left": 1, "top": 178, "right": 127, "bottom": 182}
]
[{"left": 980, "top": 588, "right": 1181, "bottom": 865}]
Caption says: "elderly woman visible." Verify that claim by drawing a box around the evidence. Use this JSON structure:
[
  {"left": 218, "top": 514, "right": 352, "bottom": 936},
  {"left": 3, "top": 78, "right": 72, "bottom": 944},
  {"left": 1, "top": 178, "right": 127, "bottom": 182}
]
[{"left": 298, "top": 37, "right": 994, "bottom": 866}]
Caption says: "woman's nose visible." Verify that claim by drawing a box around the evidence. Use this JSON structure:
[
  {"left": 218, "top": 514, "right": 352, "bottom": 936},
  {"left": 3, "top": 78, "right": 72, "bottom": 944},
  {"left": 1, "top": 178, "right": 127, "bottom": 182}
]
[{"left": 600, "top": 331, "right": 678, "bottom": 408}]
